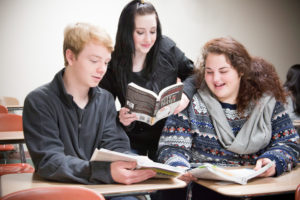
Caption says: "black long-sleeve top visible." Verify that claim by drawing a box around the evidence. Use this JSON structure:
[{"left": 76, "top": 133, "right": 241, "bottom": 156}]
[{"left": 99, "top": 36, "right": 195, "bottom": 158}]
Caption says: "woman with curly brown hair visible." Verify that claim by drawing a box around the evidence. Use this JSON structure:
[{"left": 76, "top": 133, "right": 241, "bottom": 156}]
[{"left": 156, "top": 37, "right": 299, "bottom": 200}]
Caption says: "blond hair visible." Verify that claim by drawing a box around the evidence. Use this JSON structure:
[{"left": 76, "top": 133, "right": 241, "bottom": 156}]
[{"left": 63, "top": 22, "right": 113, "bottom": 67}]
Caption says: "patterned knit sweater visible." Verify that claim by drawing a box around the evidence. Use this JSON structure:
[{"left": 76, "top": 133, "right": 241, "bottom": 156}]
[{"left": 157, "top": 92, "right": 300, "bottom": 176}]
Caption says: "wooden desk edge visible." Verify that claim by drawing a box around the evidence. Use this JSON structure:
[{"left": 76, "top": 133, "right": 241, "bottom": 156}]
[
  {"left": 0, "top": 173, "right": 187, "bottom": 197},
  {"left": 0, "top": 131, "right": 24, "bottom": 144},
  {"left": 195, "top": 165, "right": 300, "bottom": 197}
]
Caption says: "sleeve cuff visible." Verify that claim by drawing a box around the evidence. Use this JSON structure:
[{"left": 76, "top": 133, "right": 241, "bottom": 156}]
[{"left": 90, "top": 161, "right": 114, "bottom": 184}]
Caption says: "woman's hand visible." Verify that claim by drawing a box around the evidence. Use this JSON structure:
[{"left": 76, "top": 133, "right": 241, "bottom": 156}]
[
  {"left": 173, "top": 93, "right": 190, "bottom": 115},
  {"left": 119, "top": 107, "right": 138, "bottom": 126},
  {"left": 254, "top": 158, "right": 276, "bottom": 177}
]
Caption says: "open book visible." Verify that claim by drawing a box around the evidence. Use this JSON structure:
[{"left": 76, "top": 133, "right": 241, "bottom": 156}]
[
  {"left": 189, "top": 162, "right": 274, "bottom": 185},
  {"left": 125, "top": 82, "right": 184, "bottom": 125},
  {"left": 90, "top": 148, "right": 185, "bottom": 179}
]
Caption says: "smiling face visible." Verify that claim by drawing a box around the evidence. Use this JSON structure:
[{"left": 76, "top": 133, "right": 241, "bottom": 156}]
[
  {"left": 67, "top": 42, "right": 111, "bottom": 88},
  {"left": 204, "top": 53, "right": 241, "bottom": 104},
  {"left": 133, "top": 13, "right": 157, "bottom": 55}
]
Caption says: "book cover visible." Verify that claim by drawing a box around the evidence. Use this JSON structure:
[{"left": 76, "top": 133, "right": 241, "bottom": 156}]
[
  {"left": 125, "top": 82, "right": 184, "bottom": 125},
  {"left": 189, "top": 162, "right": 274, "bottom": 185},
  {"left": 90, "top": 148, "right": 184, "bottom": 179}
]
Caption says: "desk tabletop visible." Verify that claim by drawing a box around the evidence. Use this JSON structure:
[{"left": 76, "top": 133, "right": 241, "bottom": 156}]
[
  {"left": 6, "top": 105, "right": 23, "bottom": 110},
  {"left": 0, "top": 173, "right": 186, "bottom": 197},
  {"left": 0, "top": 131, "right": 24, "bottom": 144},
  {"left": 196, "top": 165, "right": 300, "bottom": 197}
]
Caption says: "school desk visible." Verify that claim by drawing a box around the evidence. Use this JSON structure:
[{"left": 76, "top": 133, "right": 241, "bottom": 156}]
[
  {"left": 0, "top": 131, "right": 26, "bottom": 163},
  {"left": 195, "top": 164, "right": 300, "bottom": 198},
  {"left": 0, "top": 173, "right": 187, "bottom": 198}
]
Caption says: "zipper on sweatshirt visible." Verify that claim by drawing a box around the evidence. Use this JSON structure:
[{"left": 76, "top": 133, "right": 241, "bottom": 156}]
[{"left": 75, "top": 107, "right": 85, "bottom": 148}]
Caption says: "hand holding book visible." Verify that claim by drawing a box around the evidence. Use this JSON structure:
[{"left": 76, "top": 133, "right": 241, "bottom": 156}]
[
  {"left": 119, "top": 107, "right": 138, "bottom": 126},
  {"left": 188, "top": 162, "right": 275, "bottom": 185},
  {"left": 253, "top": 158, "right": 276, "bottom": 177},
  {"left": 110, "top": 159, "right": 157, "bottom": 184},
  {"left": 90, "top": 148, "right": 275, "bottom": 184},
  {"left": 90, "top": 148, "right": 185, "bottom": 179},
  {"left": 173, "top": 93, "right": 190, "bottom": 115}
]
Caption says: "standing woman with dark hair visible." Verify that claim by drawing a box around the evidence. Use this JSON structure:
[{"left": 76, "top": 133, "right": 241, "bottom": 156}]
[
  {"left": 284, "top": 64, "right": 300, "bottom": 121},
  {"left": 100, "top": 0, "right": 194, "bottom": 160}
]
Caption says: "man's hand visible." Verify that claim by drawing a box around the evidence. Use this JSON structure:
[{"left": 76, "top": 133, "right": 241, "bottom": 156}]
[
  {"left": 178, "top": 172, "right": 197, "bottom": 183},
  {"left": 119, "top": 107, "right": 138, "bottom": 126},
  {"left": 173, "top": 93, "right": 190, "bottom": 115},
  {"left": 111, "top": 161, "right": 156, "bottom": 184},
  {"left": 254, "top": 158, "right": 276, "bottom": 177}
]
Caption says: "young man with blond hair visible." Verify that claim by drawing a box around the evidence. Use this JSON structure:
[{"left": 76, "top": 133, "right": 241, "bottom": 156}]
[{"left": 23, "top": 23, "right": 156, "bottom": 185}]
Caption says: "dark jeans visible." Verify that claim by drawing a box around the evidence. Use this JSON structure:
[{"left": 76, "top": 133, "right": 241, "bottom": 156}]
[{"left": 152, "top": 182, "right": 295, "bottom": 200}]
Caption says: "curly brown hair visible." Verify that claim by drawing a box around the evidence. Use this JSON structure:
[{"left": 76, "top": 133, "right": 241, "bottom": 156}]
[
  {"left": 249, "top": 57, "right": 287, "bottom": 104},
  {"left": 194, "top": 37, "right": 287, "bottom": 113}
]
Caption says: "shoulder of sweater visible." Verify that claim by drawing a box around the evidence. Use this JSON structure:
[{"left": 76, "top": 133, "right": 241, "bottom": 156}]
[{"left": 25, "top": 82, "right": 52, "bottom": 102}]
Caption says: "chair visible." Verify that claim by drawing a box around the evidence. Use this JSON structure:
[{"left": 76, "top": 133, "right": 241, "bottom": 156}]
[
  {"left": 0, "top": 113, "right": 23, "bottom": 131},
  {"left": 0, "top": 113, "right": 34, "bottom": 175},
  {"left": 1, "top": 186, "right": 105, "bottom": 200},
  {"left": 0, "top": 109, "right": 16, "bottom": 162},
  {"left": 0, "top": 105, "right": 8, "bottom": 113},
  {"left": 0, "top": 96, "right": 19, "bottom": 107},
  {"left": 0, "top": 163, "right": 34, "bottom": 176},
  {"left": 0, "top": 143, "right": 16, "bottom": 163},
  {"left": 296, "top": 184, "right": 300, "bottom": 200}
]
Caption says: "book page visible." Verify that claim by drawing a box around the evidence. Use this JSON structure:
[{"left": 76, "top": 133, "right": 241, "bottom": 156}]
[
  {"left": 156, "top": 83, "right": 183, "bottom": 113},
  {"left": 189, "top": 162, "right": 274, "bottom": 185},
  {"left": 90, "top": 148, "right": 139, "bottom": 162},
  {"left": 189, "top": 164, "right": 248, "bottom": 185},
  {"left": 90, "top": 148, "right": 184, "bottom": 179},
  {"left": 157, "top": 82, "right": 183, "bottom": 100},
  {"left": 152, "top": 102, "right": 180, "bottom": 125},
  {"left": 152, "top": 83, "right": 183, "bottom": 124}
]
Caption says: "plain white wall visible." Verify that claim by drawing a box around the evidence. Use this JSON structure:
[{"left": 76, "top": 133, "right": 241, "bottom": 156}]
[{"left": 0, "top": 0, "right": 299, "bottom": 104}]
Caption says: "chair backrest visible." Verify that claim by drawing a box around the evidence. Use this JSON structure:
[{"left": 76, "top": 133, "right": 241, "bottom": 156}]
[
  {"left": 0, "top": 105, "right": 8, "bottom": 113},
  {"left": 0, "top": 163, "right": 35, "bottom": 176},
  {"left": 296, "top": 184, "right": 300, "bottom": 200},
  {"left": 0, "top": 113, "right": 23, "bottom": 131},
  {"left": 0, "top": 96, "right": 19, "bottom": 106},
  {"left": 1, "top": 186, "right": 105, "bottom": 200}
]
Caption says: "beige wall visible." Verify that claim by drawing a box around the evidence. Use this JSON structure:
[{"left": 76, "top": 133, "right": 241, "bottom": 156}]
[{"left": 0, "top": 0, "right": 299, "bottom": 104}]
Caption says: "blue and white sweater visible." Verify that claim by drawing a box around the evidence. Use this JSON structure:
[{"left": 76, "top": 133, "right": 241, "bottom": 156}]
[{"left": 157, "top": 92, "right": 300, "bottom": 176}]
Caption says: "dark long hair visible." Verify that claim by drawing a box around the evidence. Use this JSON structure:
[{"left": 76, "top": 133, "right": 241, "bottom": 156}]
[
  {"left": 284, "top": 64, "right": 300, "bottom": 114},
  {"left": 195, "top": 37, "right": 286, "bottom": 113},
  {"left": 111, "top": 0, "right": 162, "bottom": 76}
]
